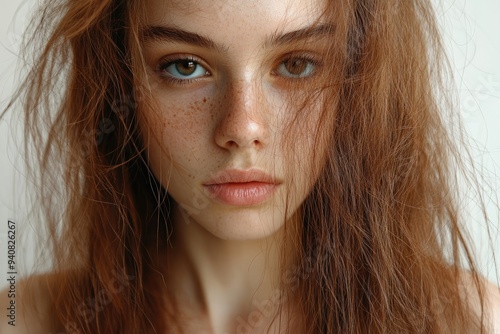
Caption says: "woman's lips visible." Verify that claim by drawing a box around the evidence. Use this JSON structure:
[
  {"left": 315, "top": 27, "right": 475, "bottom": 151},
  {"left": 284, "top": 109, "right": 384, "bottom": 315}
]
[
  {"left": 204, "top": 182, "right": 278, "bottom": 206},
  {"left": 203, "top": 169, "right": 280, "bottom": 206}
]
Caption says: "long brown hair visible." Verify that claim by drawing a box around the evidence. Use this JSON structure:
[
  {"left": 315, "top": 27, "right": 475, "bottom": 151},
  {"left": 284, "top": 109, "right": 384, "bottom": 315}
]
[{"left": 3, "top": 0, "right": 494, "bottom": 332}]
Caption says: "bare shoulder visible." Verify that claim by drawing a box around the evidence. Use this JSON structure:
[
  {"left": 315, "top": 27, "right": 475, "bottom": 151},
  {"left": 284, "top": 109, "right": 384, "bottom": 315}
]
[
  {"left": 483, "top": 278, "right": 500, "bottom": 333},
  {"left": 0, "top": 273, "right": 61, "bottom": 334},
  {"left": 459, "top": 271, "right": 500, "bottom": 333}
]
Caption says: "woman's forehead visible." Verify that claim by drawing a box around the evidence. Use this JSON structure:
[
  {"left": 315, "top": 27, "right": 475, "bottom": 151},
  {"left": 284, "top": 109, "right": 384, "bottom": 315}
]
[{"left": 143, "top": 0, "right": 327, "bottom": 37}]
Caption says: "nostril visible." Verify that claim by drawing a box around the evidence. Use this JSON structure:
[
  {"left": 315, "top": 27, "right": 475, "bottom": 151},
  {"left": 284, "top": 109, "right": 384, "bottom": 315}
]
[
  {"left": 225, "top": 140, "right": 238, "bottom": 149},
  {"left": 222, "top": 138, "right": 261, "bottom": 150}
]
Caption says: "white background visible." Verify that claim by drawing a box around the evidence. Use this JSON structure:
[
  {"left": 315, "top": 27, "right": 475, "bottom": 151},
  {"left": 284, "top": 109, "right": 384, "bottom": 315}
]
[{"left": 0, "top": 0, "right": 499, "bottom": 291}]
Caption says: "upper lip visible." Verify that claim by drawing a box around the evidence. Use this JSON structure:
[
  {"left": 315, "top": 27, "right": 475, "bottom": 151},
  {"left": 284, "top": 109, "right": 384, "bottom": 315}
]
[{"left": 203, "top": 169, "right": 281, "bottom": 185}]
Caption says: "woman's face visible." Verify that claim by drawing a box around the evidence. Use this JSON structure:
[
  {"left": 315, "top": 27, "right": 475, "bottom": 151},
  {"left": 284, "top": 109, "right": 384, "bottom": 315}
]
[{"left": 139, "top": 0, "right": 329, "bottom": 240}]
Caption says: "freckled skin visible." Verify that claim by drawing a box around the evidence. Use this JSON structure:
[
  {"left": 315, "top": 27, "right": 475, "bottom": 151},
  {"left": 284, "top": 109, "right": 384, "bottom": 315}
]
[{"left": 140, "top": 0, "right": 326, "bottom": 241}]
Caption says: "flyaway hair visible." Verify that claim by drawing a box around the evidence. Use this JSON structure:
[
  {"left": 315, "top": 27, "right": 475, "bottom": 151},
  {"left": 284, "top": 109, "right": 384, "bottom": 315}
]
[{"left": 3, "top": 0, "right": 495, "bottom": 333}]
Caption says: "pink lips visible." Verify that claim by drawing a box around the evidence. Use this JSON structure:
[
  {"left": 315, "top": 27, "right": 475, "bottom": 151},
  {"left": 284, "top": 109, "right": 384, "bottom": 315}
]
[{"left": 203, "top": 169, "right": 281, "bottom": 206}]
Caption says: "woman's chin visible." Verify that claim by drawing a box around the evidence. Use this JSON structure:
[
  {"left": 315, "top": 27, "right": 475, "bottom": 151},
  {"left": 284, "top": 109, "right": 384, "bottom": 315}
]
[{"left": 173, "top": 205, "right": 290, "bottom": 241}]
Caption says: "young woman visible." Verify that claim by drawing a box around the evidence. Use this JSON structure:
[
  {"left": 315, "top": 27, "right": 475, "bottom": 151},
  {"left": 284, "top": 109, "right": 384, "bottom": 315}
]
[{"left": 1, "top": 0, "right": 499, "bottom": 333}]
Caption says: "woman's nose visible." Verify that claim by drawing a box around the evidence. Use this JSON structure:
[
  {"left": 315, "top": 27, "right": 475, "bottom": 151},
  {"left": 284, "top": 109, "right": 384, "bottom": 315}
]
[{"left": 214, "top": 79, "right": 270, "bottom": 151}]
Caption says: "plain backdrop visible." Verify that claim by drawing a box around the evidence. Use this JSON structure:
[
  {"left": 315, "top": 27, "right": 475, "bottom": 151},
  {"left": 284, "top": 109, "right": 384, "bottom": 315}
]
[{"left": 0, "top": 0, "right": 499, "bottom": 292}]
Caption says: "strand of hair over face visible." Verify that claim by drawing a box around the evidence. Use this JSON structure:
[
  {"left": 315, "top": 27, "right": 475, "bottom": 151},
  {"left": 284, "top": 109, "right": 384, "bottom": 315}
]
[{"left": 4, "top": 0, "right": 493, "bottom": 333}]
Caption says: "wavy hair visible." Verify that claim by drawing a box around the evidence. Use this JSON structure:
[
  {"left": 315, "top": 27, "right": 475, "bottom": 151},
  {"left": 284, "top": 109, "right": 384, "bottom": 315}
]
[{"left": 3, "top": 0, "right": 494, "bottom": 332}]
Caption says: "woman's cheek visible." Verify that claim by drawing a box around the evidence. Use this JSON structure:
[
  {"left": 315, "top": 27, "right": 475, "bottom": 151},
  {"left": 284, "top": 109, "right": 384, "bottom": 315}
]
[
  {"left": 154, "top": 93, "right": 212, "bottom": 139},
  {"left": 144, "top": 95, "right": 215, "bottom": 170}
]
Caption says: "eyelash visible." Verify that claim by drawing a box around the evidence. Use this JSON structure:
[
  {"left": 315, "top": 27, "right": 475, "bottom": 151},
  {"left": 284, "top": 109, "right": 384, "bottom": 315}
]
[
  {"left": 272, "top": 54, "right": 321, "bottom": 79},
  {"left": 155, "top": 54, "right": 322, "bottom": 86},
  {"left": 156, "top": 55, "right": 210, "bottom": 86}
]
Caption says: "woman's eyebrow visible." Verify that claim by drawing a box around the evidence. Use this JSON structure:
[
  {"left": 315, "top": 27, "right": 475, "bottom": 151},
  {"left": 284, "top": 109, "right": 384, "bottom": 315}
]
[
  {"left": 265, "top": 23, "right": 335, "bottom": 47},
  {"left": 141, "top": 26, "right": 229, "bottom": 53},
  {"left": 141, "top": 23, "right": 335, "bottom": 51}
]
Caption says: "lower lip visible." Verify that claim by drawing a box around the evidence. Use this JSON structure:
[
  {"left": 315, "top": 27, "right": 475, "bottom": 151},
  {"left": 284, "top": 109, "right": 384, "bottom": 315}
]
[{"left": 204, "top": 182, "right": 278, "bottom": 206}]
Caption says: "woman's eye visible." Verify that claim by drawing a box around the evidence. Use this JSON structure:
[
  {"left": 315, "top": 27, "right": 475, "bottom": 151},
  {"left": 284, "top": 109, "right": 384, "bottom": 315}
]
[
  {"left": 159, "top": 58, "right": 209, "bottom": 80},
  {"left": 275, "top": 57, "right": 317, "bottom": 78}
]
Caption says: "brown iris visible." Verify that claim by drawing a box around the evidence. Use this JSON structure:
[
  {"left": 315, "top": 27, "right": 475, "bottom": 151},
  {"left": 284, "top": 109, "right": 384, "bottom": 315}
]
[
  {"left": 283, "top": 58, "right": 308, "bottom": 76},
  {"left": 175, "top": 60, "right": 197, "bottom": 76}
]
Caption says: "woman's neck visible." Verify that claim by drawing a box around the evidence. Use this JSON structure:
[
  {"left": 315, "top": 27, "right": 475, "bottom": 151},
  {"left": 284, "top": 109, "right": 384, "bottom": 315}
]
[{"left": 164, "top": 205, "right": 294, "bottom": 333}]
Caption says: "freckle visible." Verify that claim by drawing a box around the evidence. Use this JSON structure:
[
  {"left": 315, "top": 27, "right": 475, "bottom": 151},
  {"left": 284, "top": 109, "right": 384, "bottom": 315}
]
[{"left": 203, "top": 97, "right": 207, "bottom": 103}]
